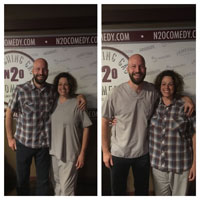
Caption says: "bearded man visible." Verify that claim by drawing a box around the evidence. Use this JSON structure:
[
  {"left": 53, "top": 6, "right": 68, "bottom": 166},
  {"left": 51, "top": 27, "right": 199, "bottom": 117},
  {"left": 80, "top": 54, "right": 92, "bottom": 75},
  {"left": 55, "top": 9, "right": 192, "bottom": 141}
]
[
  {"left": 102, "top": 54, "right": 194, "bottom": 196},
  {"left": 6, "top": 58, "right": 85, "bottom": 195}
]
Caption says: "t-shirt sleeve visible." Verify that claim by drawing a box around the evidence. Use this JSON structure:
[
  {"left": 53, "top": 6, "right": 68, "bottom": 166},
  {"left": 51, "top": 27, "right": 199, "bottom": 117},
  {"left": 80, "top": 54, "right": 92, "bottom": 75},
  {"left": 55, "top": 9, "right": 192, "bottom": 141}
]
[
  {"left": 102, "top": 90, "right": 114, "bottom": 120},
  {"left": 153, "top": 86, "right": 160, "bottom": 104},
  {"left": 80, "top": 110, "right": 93, "bottom": 128}
]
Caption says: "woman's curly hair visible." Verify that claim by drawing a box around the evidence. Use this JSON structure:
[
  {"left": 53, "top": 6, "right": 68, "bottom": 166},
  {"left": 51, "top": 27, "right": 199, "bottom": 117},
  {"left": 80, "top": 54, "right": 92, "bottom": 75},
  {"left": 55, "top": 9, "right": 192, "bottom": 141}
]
[
  {"left": 53, "top": 72, "right": 77, "bottom": 98},
  {"left": 154, "top": 70, "right": 184, "bottom": 98}
]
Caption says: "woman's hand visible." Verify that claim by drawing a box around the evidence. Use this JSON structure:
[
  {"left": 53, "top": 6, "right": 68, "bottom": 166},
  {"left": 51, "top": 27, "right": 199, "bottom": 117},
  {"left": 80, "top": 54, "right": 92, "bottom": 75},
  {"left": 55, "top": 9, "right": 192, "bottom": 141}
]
[
  {"left": 188, "top": 162, "right": 196, "bottom": 181},
  {"left": 75, "top": 152, "right": 85, "bottom": 169},
  {"left": 110, "top": 118, "right": 117, "bottom": 126}
]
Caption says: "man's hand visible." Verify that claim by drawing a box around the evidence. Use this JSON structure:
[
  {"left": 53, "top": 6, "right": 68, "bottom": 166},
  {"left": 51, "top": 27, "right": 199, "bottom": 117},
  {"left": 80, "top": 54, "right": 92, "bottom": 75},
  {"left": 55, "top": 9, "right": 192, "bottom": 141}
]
[
  {"left": 102, "top": 117, "right": 113, "bottom": 168},
  {"left": 6, "top": 108, "right": 16, "bottom": 151},
  {"left": 184, "top": 102, "right": 194, "bottom": 116},
  {"left": 182, "top": 96, "right": 194, "bottom": 116},
  {"left": 77, "top": 94, "right": 86, "bottom": 110},
  {"left": 103, "top": 151, "right": 113, "bottom": 168},
  {"left": 8, "top": 138, "right": 16, "bottom": 151},
  {"left": 188, "top": 163, "right": 196, "bottom": 181}
]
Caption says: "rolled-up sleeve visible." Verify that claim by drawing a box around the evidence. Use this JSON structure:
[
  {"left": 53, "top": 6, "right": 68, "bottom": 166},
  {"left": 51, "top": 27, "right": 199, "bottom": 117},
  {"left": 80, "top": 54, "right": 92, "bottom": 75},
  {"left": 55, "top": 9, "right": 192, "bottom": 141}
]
[{"left": 8, "top": 86, "right": 19, "bottom": 113}]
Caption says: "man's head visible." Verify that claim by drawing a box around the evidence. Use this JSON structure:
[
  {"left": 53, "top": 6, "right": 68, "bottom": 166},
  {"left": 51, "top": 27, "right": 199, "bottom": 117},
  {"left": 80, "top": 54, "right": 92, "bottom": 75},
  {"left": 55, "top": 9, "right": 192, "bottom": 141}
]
[
  {"left": 32, "top": 58, "right": 48, "bottom": 86},
  {"left": 127, "top": 54, "right": 146, "bottom": 85}
]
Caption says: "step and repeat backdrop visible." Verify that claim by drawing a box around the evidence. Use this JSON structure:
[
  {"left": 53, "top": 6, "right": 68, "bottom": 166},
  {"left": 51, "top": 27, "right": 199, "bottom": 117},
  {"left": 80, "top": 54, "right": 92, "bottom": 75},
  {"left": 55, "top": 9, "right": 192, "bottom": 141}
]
[
  {"left": 4, "top": 34, "right": 97, "bottom": 118},
  {"left": 4, "top": 34, "right": 98, "bottom": 185},
  {"left": 102, "top": 28, "right": 196, "bottom": 194},
  {"left": 102, "top": 28, "right": 196, "bottom": 102}
]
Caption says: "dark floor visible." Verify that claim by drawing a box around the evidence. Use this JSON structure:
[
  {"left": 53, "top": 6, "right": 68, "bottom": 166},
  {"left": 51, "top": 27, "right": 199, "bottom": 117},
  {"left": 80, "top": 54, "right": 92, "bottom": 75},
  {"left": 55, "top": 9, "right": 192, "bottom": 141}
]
[
  {"left": 5, "top": 157, "right": 97, "bottom": 196},
  {"left": 102, "top": 163, "right": 196, "bottom": 196},
  {"left": 102, "top": 181, "right": 196, "bottom": 196},
  {"left": 5, "top": 178, "right": 97, "bottom": 196}
]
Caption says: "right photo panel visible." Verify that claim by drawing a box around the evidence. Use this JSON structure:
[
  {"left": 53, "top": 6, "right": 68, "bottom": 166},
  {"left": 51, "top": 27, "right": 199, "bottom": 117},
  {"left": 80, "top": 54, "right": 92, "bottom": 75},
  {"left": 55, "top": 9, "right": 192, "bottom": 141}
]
[{"left": 101, "top": 4, "right": 196, "bottom": 196}]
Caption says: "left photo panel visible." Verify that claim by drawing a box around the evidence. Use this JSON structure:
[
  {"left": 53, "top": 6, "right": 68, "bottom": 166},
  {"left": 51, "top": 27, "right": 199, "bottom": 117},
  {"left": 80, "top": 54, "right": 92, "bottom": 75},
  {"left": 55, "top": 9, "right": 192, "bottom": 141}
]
[{"left": 4, "top": 4, "right": 97, "bottom": 196}]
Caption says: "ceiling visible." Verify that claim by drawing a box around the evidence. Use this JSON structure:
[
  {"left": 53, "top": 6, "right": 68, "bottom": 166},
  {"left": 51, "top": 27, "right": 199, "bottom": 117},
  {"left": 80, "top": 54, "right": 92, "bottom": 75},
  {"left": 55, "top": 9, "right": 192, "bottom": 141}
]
[
  {"left": 4, "top": 4, "right": 195, "bottom": 32},
  {"left": 102, "top": 4, "right": 195, "bottom": 27},
  {"left": 4, "top": 5, "right": 97, "bottom": 32}
]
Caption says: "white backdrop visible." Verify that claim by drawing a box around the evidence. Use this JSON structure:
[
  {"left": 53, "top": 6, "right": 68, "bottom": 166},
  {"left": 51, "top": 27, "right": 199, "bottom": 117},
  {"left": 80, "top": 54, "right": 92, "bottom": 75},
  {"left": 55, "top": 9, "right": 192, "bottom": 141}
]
[
  {"left": 102, "top": 29, "right": 196, "bottom": 102},
  {"left": 4, "top": 34, "right": 97, "bottom": 109}
]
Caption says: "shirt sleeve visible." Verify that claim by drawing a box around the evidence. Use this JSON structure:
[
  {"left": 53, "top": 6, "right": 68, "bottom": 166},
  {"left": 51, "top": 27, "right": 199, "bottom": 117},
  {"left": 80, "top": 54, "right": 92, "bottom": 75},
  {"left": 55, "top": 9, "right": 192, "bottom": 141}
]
[
  {"left": 80, "top": 110, "right": 93, "bottom": 128},
  {"left": 102, "top": 90, "right": 115, "bottom": 120},
  {"left": 153, "top": 86, "right": 160, "bottom": 103},
  {"left": 8, "top": 86, "right": 20, "bottom": 113},
  {"left": 188, "top": 111, "right": 196, "bottom": 133}
]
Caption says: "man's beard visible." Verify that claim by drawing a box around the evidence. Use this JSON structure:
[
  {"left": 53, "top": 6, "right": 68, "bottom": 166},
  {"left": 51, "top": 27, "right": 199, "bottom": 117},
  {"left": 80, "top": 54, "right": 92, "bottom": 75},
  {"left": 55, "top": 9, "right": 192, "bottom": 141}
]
[
  {"left": 129, "top": 72, "right": 146, "bottom": 85},
  {"left": 33, "top": 74, "right": 47, "bottom": 85}
]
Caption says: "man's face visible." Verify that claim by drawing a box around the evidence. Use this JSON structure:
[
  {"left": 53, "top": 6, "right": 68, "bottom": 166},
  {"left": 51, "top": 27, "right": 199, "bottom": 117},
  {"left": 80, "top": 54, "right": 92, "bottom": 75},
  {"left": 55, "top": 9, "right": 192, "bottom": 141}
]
[
  {"left": 32, "top": 59, "right": 48, "bottom": 85},
  {"left": 127, "top": 55, "right": 146, "bottom": 85}
]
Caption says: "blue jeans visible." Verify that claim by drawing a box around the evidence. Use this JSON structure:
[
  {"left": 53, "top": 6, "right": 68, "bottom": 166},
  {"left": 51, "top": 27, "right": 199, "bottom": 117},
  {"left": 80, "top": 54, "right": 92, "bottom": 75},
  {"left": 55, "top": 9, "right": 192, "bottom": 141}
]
[
  {"left": 16, "top": 140, "right": 50, "bottom": 195},
  {"left": 110, "top": 154, "right": 150, "bottom": 196}
]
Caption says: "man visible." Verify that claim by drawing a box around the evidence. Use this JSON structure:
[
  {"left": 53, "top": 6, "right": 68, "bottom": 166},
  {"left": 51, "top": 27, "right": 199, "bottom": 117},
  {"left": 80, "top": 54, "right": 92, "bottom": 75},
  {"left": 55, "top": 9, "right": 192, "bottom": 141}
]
[
  {"left": 102, "top": 54, "right": 194, "bottom": 195},
  {"left": 6, "top": 58, "right": 85, "bottom": 195}
]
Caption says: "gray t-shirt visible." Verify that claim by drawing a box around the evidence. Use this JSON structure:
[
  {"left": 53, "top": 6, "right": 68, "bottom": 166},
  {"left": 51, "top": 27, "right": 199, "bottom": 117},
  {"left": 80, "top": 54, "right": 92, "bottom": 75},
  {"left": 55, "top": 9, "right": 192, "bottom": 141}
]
[
  {"left": 50, "top": 98, "right": 92, "bottom": 162},
  {"left": 102, "top": 81, "right": 159, "bottom": 158}
]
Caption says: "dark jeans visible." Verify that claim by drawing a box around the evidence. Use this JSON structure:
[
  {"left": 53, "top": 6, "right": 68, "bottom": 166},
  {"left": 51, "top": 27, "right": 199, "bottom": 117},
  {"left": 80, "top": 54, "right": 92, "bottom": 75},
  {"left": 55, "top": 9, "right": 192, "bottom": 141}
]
[
  {"left": 16, "top": 140, "right": 50, "bottom": 195},
  {"left": 110, "top": 153, "right": 150, "bottom": 196}
]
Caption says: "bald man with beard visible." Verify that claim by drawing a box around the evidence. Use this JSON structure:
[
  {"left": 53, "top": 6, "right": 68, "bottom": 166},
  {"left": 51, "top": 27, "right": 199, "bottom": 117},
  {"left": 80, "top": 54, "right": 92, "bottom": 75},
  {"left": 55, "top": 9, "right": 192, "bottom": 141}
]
[
  {"left": 102, "top": 54, "right": 194, "bottom": 196},
  {"left": 6, "top": 58, "right": 85, "bottom": 195}
]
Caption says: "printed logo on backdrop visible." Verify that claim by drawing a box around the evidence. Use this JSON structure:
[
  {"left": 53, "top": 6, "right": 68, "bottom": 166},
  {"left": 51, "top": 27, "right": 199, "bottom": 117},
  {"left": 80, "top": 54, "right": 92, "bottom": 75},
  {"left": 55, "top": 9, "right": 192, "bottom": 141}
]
[
  {"left": 102, "top": 47, "right": 129, "bottom": 102},
  {"left": 4, "top": 51, "right": 34, "bottom": 106}
]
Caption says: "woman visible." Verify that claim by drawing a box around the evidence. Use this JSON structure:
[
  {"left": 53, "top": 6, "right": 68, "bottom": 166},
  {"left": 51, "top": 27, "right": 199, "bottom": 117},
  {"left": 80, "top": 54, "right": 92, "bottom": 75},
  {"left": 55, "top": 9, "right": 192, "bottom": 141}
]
[
  {"left": 149, "top": 70, "right": 196, "bottom": 196},
  {"left": 50, "top": 72, "right": 92, "bottom": 196}
]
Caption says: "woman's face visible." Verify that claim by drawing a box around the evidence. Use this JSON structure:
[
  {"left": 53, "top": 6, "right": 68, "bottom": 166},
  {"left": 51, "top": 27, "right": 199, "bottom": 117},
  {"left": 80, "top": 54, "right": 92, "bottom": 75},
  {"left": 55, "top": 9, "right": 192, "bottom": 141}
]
[
  {"left": 58, "top": 77, "right": 70, "bottom": 97},
  {"left": 160, "top": 76, "right": 175, "bottom": 99}
]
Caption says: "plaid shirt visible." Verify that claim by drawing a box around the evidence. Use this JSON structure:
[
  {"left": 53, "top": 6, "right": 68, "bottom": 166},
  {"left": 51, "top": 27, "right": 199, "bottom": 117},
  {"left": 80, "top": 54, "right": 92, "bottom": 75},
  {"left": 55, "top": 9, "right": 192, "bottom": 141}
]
[
  {"left": 149, "top": 98, "right": 196, "bottom": 173},
  {"left": 8, "top": 80, "right": 55, "bottom": 148}
]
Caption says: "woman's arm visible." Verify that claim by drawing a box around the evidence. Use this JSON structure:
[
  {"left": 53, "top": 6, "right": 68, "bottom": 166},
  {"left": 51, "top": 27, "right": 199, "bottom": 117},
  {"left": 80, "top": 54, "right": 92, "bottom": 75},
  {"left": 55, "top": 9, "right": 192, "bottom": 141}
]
[
  {"left": 76, "top": 127, "right": 90, "bottom": 169},
  {"left": 189, "top": 133, "right": 196, "bottom": 181}
]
